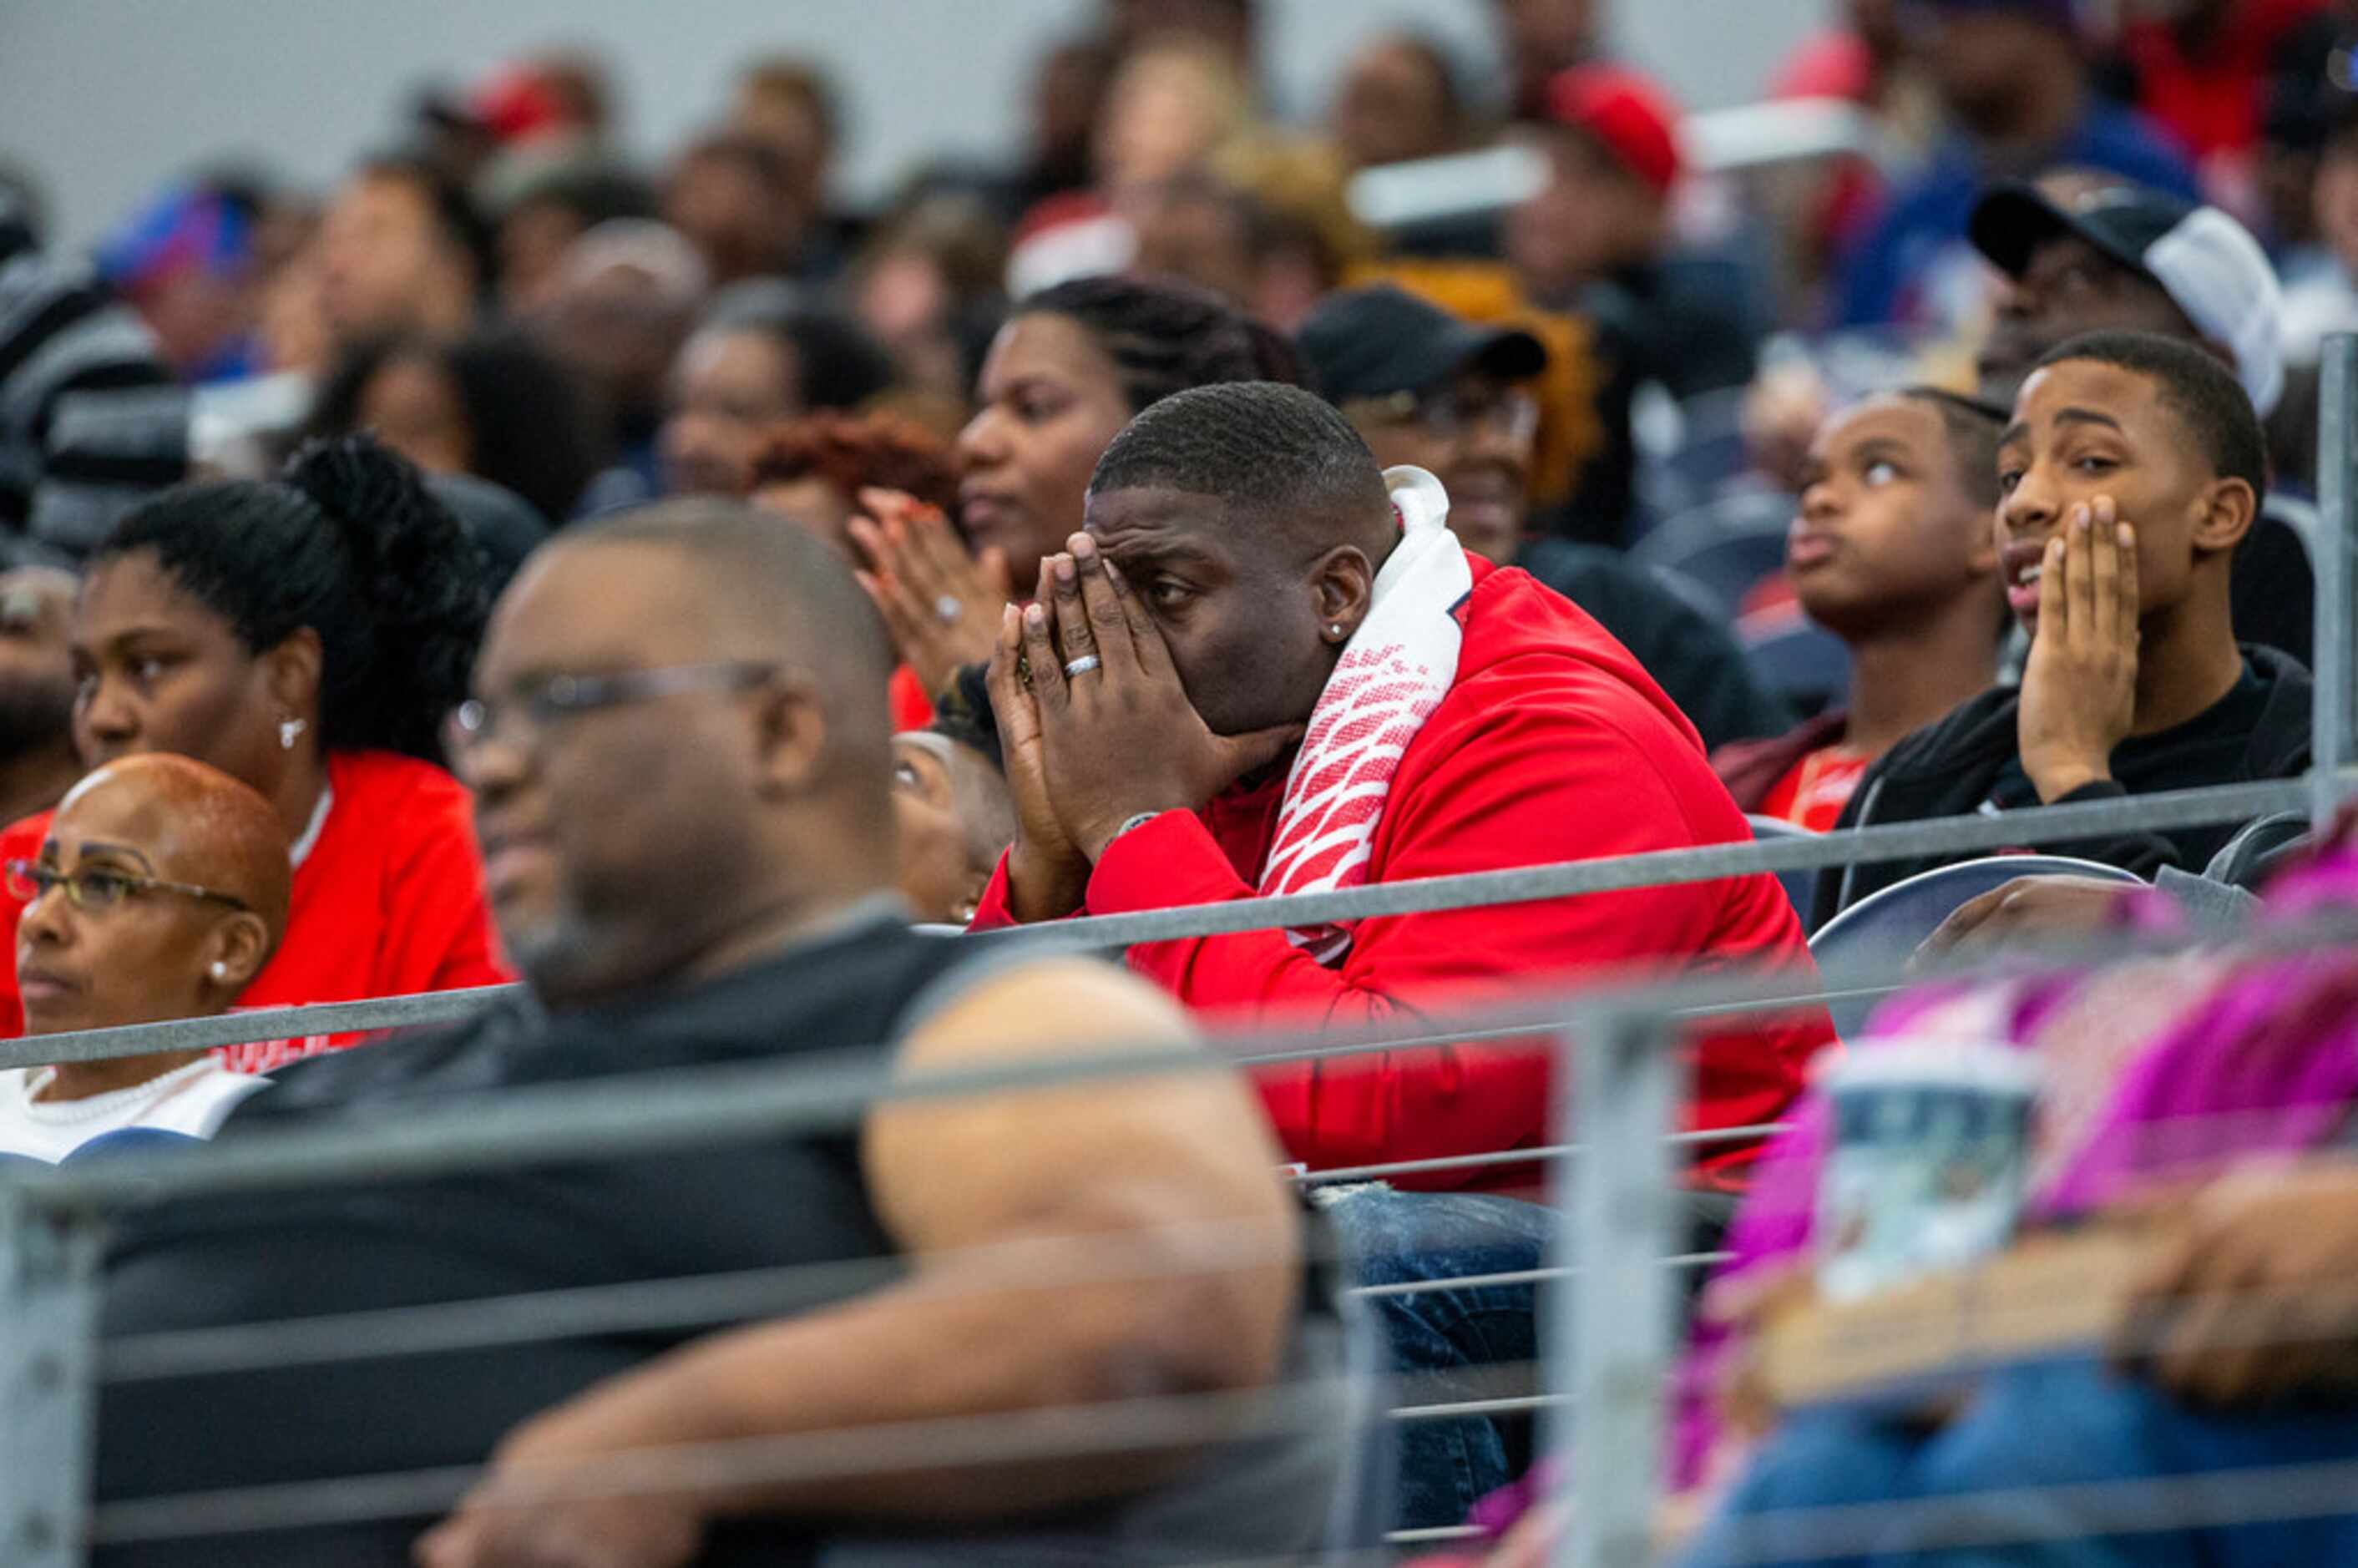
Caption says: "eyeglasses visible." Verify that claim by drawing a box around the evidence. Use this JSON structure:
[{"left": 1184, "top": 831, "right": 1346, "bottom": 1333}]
[
  {"left": 1345, "top": 387, "right": 1541, "bottom": 445},
  {"left": 448, "top": 660, "right": 785, "bottom": 758},
  {"left": 5, "top": 859, "right": 251, "bottom": 913}
]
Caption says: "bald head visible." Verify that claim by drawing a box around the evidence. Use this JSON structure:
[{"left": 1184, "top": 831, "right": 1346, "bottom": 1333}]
[
  {"left": 466, "top": 499, "right": 901, "bottom": 1009},
  {"left": 554, "top": 499, "right": 896, "bottom": 757},
  {"left": 19, "top": 754, "right": 289, "bottom": 1035},
  {"left": 54, "top": 755, "right": 292, "bottom": 945}
]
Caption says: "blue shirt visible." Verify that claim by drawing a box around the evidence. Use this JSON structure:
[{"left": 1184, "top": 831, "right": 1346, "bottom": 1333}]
[{"left": 1836, "top": 101, "right": 2200, "bottom": 329}]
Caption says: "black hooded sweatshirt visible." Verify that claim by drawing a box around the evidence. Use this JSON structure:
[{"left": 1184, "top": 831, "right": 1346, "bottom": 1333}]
[{"left": 1809, "top": 645, "right": 2314, "bottom": 929}]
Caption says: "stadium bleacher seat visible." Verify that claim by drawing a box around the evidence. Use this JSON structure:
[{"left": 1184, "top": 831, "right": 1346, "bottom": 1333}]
[{"left": 1807, "top": 856, "right": 2145, "bottom": 1039}]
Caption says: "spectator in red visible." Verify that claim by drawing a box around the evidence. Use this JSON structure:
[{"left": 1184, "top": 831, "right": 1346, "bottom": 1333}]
[
  {"left": 1714, "top": 389, "right": 2010, "bottom": 832},
  {"left": 974, "top": 381, "right": 1833, "bottom": 1186},
  {"left": 0, "top": 436, "right": 509, "bottom": 1067},
  {"left": 746, "top": 410, "right": 963, "bottom": 730}
]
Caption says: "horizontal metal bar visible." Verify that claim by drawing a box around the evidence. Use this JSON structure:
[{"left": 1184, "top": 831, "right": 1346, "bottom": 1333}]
[
  {"left": 0, "top": 772, "right": 2328, "bottom": 1071},
  {"left": 974, "top": 775, "right": 2316, "bottom": 953},
  {"left": 0, "top": 984, "right": 522, "bottom": 1069},
  {"left": 1388, "top": 1525, "right": 1488, "bottom": 1545},
  {"left": 1293, "top": 1123, "right": 1788, "bottom": 1186},
  {"left": 14, "top": 903, "right": 2355, "bottom": 1216},
  {"left": 89, "top": 1373, "right": 1373, "bottom": 1547},
  {"left": 100, "top": 1212, "right": 1303, "bottom": 1386},
  {"left": 1349, "top": 1252, "right": 1732, "bottom": 1300},
  {"left": 1391, "top": 1392, "right": 1565, "bottom": 1423}
]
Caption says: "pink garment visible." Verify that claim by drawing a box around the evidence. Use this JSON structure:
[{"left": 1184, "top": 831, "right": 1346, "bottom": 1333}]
[{"left": 1679, "top": 828, "right": 2358, "bottom": 1487}]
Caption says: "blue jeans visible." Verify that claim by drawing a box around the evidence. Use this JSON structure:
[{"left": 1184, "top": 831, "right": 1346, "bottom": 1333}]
[
  {"left": 1318, "top": 1185, "right": 1556, "bottom": 1531},
  {"left": 1680, "top": 1358, "right": 2358, "bottom": 1567}
]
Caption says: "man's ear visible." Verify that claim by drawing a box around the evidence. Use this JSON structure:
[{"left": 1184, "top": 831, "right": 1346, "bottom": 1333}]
[
  {"left": 751, "top": 678, "right": 830, "bottom": 797},
  {"left": 1310, "top": 546, "right": 1376, "bottom": 639},
  {"left": 202, "top": 911, "right": 273, "bottom": 996},
  {"left": 2192, "top": 476, "right": 2258, "bottom": 558},
  {"left": 261, "top": 628, "right": 325, "bottom": 727}
]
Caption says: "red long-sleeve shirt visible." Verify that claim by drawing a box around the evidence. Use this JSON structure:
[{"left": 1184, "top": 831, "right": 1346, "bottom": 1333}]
[
  {"left": 972, "top": 559, "right": 1834, "bottom": 1188},
  {"left": 0, "top": 750, "right": 510, "bottom": 1070}
]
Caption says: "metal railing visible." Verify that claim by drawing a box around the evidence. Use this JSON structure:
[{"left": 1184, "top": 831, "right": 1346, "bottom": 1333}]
[{"left": 0, "top": 336, "right": 2349, "bottom": 1567}]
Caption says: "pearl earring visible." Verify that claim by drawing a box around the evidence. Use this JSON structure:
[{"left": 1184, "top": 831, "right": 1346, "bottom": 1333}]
[
  {"left": 210, "top": 961, "right": 230, "bottom": 981},
  {"left": 1330, "top": 623, "right": 1346, "bottom": 639},
  {"left": 279, "top": 716, "right": 306, "bottom": 751}
]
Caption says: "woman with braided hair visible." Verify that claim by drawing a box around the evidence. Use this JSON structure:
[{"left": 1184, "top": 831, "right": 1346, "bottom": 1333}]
[
  {"left": 0, "top": 433, "right": 509, "bottom": 1066},
  {"left": 849, "top": 273, "right": 1304, "bottom": 704}
]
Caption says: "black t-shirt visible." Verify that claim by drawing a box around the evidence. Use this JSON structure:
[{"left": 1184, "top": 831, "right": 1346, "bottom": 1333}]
[
  {"left": 91, "top": 913, "right": 1354, "bottom": 1567},
  {"left": 1986, "top": 661, "right": 2270, "bottom": 817},
  {"left": 95, "top": 908, "right": 965, "bottom": 1566}
]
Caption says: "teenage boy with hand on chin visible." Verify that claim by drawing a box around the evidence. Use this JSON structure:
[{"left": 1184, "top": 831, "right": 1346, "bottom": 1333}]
[{"left": 1812, "top": 330, "right": 2314, "bottom": 927}]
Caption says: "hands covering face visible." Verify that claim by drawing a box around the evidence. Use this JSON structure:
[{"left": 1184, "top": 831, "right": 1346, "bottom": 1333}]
[
  {"left": 2017, "top": 498, "right": 2140, "bottom": 803},
  {"left": 848, "top": 488, "right": 1012, "bottom": 704},
  {"left": 985, "top": 533, "right": 1303, "bottom": 907}
]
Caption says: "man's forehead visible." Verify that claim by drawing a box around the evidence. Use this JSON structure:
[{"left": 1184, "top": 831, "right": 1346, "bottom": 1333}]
[
  {"left": 2010, "top": 361, "right": 2156, "bottom": 432},
  {"left": 2025, "top": 232, "right": 2143, "bottom": 286},
  {"left": 1817, "top": 397, "right": 1937, "bottom": 456},
  {"left": 1083, "top": 486, "right": 1239, "bottom": 551}
]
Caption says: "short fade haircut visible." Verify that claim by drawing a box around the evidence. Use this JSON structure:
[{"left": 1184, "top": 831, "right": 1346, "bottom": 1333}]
[
  {"left": 2032, "top": 330, "right": 2269, "bottom": 511},
  {"left": 1087, "top": 381, "right": 1390, "bottom": 549},
  {"left": 1899, "top": 386, "right": 2007, "bottom": 508}
]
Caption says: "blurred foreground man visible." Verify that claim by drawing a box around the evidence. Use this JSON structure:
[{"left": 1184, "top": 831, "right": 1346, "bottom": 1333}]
[{"left": 90, "top": 503, "right": 1354, "bottom": 1568}]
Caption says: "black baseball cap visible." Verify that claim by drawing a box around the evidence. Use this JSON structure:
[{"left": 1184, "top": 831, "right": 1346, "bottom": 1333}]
[
  {"left": 1294, "top": 286, "right": 1547, "bottom": 405},
  {"left": 1968, "top": 180, "right": 2285, "bottom": 415},
  {"left": 1968, "top": 180, "right": 2198, "bottom": 281}
]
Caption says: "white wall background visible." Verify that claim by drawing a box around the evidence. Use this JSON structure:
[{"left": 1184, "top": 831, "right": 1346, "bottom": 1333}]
[{"left": 0, "top": 0, "right": 1829, "bottom": 251}]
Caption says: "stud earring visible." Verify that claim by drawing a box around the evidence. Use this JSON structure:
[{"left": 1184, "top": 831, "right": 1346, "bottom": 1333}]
[
  {"left": 279, "top": 716, "right": 306, "bottom": 751},
  {"left": 1329, "top": 623, "right": 1346, "bottom": 640},
  {"left": 210, "top": 961, "right": 230, "bottom": 981}
]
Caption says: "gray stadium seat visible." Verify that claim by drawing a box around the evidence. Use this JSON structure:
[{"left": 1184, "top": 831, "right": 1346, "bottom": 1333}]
[{"left": 1806, "top": 855, "right": 2145, "bottom": 1040}]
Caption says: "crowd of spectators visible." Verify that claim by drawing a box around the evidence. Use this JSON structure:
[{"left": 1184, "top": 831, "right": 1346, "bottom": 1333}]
[{"left": 0, "top": 0, "right": 2356, "bottom": 1562}]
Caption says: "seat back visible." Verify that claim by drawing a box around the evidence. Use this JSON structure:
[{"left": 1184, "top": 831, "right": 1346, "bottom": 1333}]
[
  {"left": 1739, "top": 621, "right": 1851, "bottom": 716},
  {"left": 2204, "top": 810, "right": 2314, "bottom": 893},
  {"left": 1807, "top": 856, "right": 2145, "bottom": 1039}
]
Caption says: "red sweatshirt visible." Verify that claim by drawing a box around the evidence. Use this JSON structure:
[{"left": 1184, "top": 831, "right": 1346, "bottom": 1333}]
[
  {"left": 0, "top": 750, "right": 511, "bottom": 1070},
  {"left": 972, "top": 559, "right": 1834, "bottom": 1187}
]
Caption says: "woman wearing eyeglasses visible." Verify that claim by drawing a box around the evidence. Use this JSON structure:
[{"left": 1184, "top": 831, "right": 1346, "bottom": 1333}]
[
  {"left": 0, "top": 756, "right": 290, "bottom": 1157},
  {"left": 0, "top": 434, "right": 509, "bottom": 1069}
]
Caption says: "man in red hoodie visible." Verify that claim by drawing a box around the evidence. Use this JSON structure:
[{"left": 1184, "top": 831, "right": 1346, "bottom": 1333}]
[{"left": 975, "top": 381, "right": 1831, "bottom": 1188}]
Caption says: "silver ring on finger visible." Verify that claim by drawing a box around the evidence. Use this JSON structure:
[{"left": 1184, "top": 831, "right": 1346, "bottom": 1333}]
[
  {"left": 934, "top": 594, "right": 962, "bottom": 625},
  {"left": 1063, "top": 654, "right": 1101, "bottom": 678}
]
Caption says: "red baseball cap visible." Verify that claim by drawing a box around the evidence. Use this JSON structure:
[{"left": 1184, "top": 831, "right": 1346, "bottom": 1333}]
[{"left": 1542, "top": 64, "right": 1684, "bottom": 196}]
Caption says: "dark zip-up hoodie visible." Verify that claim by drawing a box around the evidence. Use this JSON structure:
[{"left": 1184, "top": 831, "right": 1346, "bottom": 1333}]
[{"left": 1809, "top": 645, "right": 2315, "bottom": 929}]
